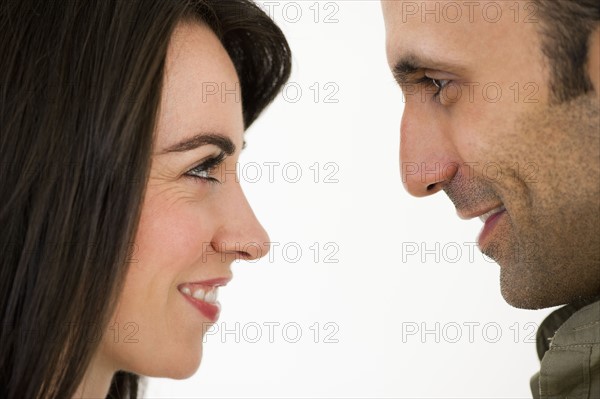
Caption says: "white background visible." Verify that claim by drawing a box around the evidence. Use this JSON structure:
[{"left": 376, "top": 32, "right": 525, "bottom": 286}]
[{"left": 147, "top": 1, "right": 555, "bottom": 397}]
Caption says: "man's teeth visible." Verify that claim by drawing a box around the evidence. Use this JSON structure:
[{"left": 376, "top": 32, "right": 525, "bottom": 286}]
[
  {"left": 180, "top": 286, "right": 219, "bottom": 303},
  {"left": 479, "top": 205, "right": 506, "bottom": 223}
]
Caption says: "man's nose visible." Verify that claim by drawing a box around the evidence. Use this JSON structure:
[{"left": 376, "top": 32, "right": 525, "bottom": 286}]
[{"left": 399, "top": 104, "right": 459, "bottom": 197}]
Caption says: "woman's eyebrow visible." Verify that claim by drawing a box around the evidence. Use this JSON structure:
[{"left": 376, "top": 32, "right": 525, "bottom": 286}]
[{"left": 158, "top": 133, "right": 237, "bottom": 155}]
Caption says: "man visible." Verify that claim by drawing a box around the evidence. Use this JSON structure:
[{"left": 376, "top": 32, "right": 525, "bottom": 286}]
[{"left": 382, "top": 0, "right": 599, "bottom": 396}]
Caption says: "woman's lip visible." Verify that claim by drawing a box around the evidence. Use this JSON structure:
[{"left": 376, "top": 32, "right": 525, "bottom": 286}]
[
  {"left": 180, "top": 292, "right": 221, "bottom": 322},
  {"left": 478, "top": 209, "right": 507, "bottom": 249},
  {"left": 179, "top": 277, "right": 232, "bottom": 288},
  {"left": 177, "top": 276, "right": 229, "bottom": 322}
]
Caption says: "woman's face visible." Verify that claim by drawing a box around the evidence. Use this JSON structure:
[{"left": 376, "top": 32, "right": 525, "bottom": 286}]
[{"left": 97, "top": 21, "right": 270, "bottom": 379}]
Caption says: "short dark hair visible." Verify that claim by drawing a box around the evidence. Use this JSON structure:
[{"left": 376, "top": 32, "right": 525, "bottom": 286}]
[
  {"left": 0, "top": 1, "right": 290, "bottom": 398},
  {"left": 534, "top": 0, "right": 600, "bottom": 103}
]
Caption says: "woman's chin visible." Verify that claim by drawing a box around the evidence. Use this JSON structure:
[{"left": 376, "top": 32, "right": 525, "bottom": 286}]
[
  {"left": 130, "top": 348, "right": 203, "bottom": 380},
  {"left": 175, "top": 359, "right": 202, "bottom": 379},
  {"left": 163, "top": 351, "right": 203, "bottom": 380}
]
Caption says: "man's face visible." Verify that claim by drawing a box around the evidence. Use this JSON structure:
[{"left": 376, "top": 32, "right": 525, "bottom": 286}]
[{"left": 382, "top": 0, "right": 600, "bottom": 309}]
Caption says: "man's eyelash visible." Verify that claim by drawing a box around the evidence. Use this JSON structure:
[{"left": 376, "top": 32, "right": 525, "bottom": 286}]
[
  {"left": 412, "top": 76, "right": 449, "bottom": 99},
  {"left": 185, "top": 152, "right": 227, "bottom": 185}
]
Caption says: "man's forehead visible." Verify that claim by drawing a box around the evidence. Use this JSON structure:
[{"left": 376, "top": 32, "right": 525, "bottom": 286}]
[
  {"left": 383, "top": 0, "right": 509, "bottom": 37},
  {"left": 382, "top": 3, "right": 474, "bottom": 70},
  {"left": 382, "top": 0, "right": 516, "bottom": 16},
  {"left": 382, "top": 0, "right": 537, "bottom": 69}
]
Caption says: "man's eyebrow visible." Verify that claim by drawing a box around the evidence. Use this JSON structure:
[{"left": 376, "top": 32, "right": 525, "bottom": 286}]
[
  {"left": 392, "top": 54, "right": 465, "bottom": 85},
  {"left": 158, "top": 133, "right": 239, "bottom": 155}
]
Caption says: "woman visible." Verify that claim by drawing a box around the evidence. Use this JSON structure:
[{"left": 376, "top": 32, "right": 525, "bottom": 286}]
[{"left": 0, "top": 1, "right": 291, "bottom": 398}]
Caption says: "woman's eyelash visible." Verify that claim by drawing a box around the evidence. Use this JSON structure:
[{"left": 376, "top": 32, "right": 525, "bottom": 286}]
[{"left": 185, "top": 152, "right": 227, "bottom": 185}]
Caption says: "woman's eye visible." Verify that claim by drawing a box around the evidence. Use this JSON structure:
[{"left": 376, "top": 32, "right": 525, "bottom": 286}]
[{"left": 185, "top": 152, "right": 226, "bottom": 185}]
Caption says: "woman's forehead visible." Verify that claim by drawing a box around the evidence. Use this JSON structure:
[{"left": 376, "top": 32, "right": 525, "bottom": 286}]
[{"left": 157, "top": 22, "right": 244, "bottom": 153}]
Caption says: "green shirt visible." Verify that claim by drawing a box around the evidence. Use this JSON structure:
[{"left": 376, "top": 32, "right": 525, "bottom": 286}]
[{"left": 530, "top": 297, "right": 600, "bottom": 398}]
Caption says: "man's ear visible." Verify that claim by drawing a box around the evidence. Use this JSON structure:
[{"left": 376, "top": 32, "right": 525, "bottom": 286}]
[{"left": 588, "top": 25, "right": 600, "bottom": 97}]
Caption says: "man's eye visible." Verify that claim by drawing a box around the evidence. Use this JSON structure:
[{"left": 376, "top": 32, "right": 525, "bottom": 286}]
[
  {"left": 185, "top": 152, "right": 226, "bottom": 185},
  {"left": 429, "top": 78, "right": 450, "bottom": 99},
  {"left": 411, "top": 76, "right": 451, "bottom": 100},
  {"left": 432, "top": 78, "right": 450, "bottom": 92}
]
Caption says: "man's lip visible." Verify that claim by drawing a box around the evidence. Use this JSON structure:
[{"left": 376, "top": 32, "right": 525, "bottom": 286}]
[
  {"left": 478, "top": 209, "right": 507, "bottom": 249},
  {"left": 457, "top": 204, "right": 505, "bottom": 220}
]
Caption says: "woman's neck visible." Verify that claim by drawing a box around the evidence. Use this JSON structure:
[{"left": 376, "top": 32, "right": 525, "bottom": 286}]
[{"left": 72, "top": 351, "right": 115, "bottom": 399}]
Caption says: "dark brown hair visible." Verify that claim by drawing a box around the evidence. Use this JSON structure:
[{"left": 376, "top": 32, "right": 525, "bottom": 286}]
[
  {"left": 0, "top": 1, "right": 290, "bottom": 398},
  {"left": 534, "top": 0, "right": 600, "bottom": 103}
]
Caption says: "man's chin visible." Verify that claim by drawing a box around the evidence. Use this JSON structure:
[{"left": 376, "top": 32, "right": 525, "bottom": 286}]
[
  {"left": 499, "top": 285, "right": 553, "bottom": 310},
  {"left": 498, "top": 266, "right": 573, "bottom": 310}
]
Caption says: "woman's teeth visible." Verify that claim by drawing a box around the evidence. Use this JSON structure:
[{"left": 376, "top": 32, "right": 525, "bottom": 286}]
[{"left": 180, "top": 286, "right": 219, "bottom": 303}]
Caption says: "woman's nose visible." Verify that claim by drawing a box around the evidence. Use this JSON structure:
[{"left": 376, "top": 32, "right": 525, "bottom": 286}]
[{"left": 211, "top": 184, "right": 270, "bottom": 261}]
